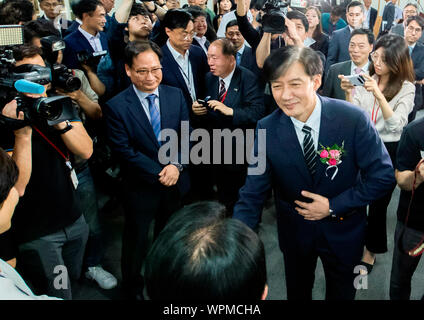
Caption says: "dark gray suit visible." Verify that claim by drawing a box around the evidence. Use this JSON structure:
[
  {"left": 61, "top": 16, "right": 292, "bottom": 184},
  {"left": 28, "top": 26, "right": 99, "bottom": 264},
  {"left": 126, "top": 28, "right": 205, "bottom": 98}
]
[
  {"left": 322, "top": 60, "right": 352, "bottom": 100},
  {"left": 325, "top": 26, "right": 351, "bottom": 75}
]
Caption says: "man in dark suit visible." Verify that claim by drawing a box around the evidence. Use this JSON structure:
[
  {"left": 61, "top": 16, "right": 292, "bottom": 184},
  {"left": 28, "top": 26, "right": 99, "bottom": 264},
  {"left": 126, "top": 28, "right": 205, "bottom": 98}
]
[
  {"left": 391, "top": 3, "right": 424, "bottom": 45},
  {"left": 192, "top": 39, "right": 265, "bottom": 214},
  {"left": 62, "top": 0, "right": 108, "bottom": 71},
  {"left": 103, "top": 40, "right": 190, "bottom": 300},
  {"left": 323, "top": 28, "right": 374, "bottom": 100},
  {"left": 233, "top": 46, "right": 395, "bottom": 300},
  {"left": 225, "top": 19, "right": 261, "bottom": 77},
  {"left": 37, "top": 0, "right": 73, "bottom": 37},
  {"left": 363, "top": 0, "right": 377, "bottom": 31},
  {"left": 160, "top": 9, "right": 209, "bottom": 114},
  {"left": 405, "top": 16, "right": 424, "bottom": 122},
  {"left": 188, "top": 7, "right": 211, "bottom": 55},
  {"left": 325, "top": 1, "right": 365, "bottom": 75},
  {"left": 380, "top": 0, "right": 396, "bottom": 36}
]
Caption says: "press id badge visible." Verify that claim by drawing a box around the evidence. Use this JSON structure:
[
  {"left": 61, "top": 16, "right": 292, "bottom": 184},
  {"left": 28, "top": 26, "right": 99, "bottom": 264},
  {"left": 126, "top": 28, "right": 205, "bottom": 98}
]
[{"left": 70, "top": 168, "right": 79, "bottom": 190}]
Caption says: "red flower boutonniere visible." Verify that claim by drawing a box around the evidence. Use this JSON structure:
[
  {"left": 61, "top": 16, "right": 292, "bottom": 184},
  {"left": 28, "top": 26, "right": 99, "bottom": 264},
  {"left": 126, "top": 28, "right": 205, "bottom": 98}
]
[{"left": 317, "top": 142, "right": 345, "bottom": 180}]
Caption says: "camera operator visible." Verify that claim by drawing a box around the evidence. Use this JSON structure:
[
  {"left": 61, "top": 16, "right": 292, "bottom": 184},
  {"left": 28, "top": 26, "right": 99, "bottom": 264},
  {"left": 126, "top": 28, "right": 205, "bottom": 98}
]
[
  {"left": 0, "top": 101, "right": 60, "bottom": 299},
  {"left": 0, "top": 44, "right": 93, "bottom": 300}
]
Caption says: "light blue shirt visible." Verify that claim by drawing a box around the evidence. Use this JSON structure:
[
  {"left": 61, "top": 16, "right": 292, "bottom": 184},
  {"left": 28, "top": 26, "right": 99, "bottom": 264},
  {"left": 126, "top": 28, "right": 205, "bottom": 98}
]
[
  {"left": 290, "top": 95, "right": 322, "bottom": 154},
  {"left": 351, "top": 61, "right": 370, "bottom": 75},
  {"left": 132, "top": 85, "right": 160, "bottom": 124},
  {"left": 78, "top": 25, "right": 103, "bottom": 52}
]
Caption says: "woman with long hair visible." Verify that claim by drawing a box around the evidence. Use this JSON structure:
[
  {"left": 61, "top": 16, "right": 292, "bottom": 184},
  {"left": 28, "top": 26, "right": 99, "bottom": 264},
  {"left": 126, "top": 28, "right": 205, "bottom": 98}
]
[
  {"left": 340, "top": 34, "right": 416, "bottom": 274},
  {"left": 305, "top": 6, "right": 329, "bottom": 57},
  {"left": 213, "top": 0, "right": 234, "bottom": 31}
]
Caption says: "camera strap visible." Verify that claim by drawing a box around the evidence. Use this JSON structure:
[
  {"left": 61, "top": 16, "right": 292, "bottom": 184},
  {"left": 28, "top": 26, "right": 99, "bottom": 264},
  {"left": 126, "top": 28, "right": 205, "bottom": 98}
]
[{"left": 32, "top": 125, "right": 72, "bottom": 170}]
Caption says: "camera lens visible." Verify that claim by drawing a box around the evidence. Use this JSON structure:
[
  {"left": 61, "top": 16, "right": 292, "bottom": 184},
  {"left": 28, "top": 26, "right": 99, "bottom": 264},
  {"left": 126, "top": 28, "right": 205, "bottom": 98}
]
[{"left": 34, "top": 98, "right": 62, "bottom": 120}]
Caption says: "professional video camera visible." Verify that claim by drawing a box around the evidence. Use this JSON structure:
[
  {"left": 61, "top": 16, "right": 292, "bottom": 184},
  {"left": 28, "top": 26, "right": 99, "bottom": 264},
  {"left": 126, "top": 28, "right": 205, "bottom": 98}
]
[
  {"left": 77, "top": 49, "right": 107, "bottom": 71},
  {"left": 0, "top": 25, "right": 76, "bottom": 130},
  {"left": 258, "top": 0, "right": 289, "bottom": 34}
]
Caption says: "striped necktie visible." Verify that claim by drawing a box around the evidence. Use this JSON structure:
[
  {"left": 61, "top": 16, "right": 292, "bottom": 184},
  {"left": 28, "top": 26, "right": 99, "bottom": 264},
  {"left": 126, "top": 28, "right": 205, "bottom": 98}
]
[
  {"left": 146, "top": 94, "right": 161, "bottom": 144},
  {"left": 219, "top": 79, "right": 226, "bottom": 102},
  {"left": 302, "top": 125, "right": 317, "bottom": 176}
]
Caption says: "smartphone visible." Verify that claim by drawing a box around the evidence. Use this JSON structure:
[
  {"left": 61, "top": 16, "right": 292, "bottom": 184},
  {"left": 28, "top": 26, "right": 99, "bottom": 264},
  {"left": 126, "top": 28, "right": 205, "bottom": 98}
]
[
  {"left": 345, "top": 74, "right": 365, "bottom": 86},
  {"left": 197, "top": 96, "right": 211, "bottom": 107}
]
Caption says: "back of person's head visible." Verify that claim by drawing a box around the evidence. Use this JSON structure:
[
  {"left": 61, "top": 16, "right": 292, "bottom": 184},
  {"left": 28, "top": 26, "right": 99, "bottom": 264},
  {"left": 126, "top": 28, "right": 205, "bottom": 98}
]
[
  {"left": 23, "top": 19, "right": 61, "bottom": 44},
  {"left": 350, "top": 28, "right": 374, "bottom": 45},
  {"left": 144, "top": 201, "right": 267, "bottom": 301},
  {"left": 185, "top": 5, "right": 207, "bottom": 20},
  {"left": 369, "top": 34, "right": 415, "bottom": 100},
  {"left": 70, "top": 0, "right": 103, "bottom": 20},
  {"left": 12, "top": 44, "right": 43, "bottom": 63},
  {"left": 0, "top": 0, "right": 34, "bottom": 25},
  {"left": 346, "top": 0, "right": 365, "bottom": 13},
  {"left": 128, "top": 3, "right": 152, "bottom": 22},
  {"left": 124, "top": 40, "right": 162, "bottom": 67},
  {"left": 330, "top": 5, "right": 344, "bottom": 17},
  {"left": 286, "top": 10, "right": 309, "bottom": 32},
  {"left": 162, "top": 8, "right": 193, "bottom": 30},
  {"left": 263, "top": 46, "right": 323, "bottom": 82},
  {"left": 0, "top": 148, "right": 18, "bottom": 207}
]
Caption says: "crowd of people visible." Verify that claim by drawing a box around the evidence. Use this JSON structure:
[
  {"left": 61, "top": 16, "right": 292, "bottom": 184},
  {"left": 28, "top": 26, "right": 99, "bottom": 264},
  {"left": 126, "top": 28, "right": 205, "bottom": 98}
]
[{"left": 0, "top": 0, "right": 423, "bottom": 301}]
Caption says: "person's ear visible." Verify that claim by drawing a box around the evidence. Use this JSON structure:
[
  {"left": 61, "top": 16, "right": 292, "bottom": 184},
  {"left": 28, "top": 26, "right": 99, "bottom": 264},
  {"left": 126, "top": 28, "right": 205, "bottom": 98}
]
[
  {"left": 125, "top": 64, "right": 132, "bottom": 78},
  {"left": 312, "top": 74, "right": 322, "bottom": 91},
  {"left": 261, "top": 284, "right": 268, "bottom": 300},
  {"left": 165, "top": 27, "right": 172, "bottom": 38}
]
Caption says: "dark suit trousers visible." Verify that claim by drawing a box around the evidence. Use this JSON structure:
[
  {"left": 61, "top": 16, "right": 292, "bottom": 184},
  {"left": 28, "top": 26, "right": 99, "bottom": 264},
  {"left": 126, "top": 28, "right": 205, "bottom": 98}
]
[
  {"left": 366, "top": 141, "right": 398, "bottom": 253},
  {"left": 281, "top": 221, "right": 360, "bottom": 300},
  {"left": 120, "top": 181, "right": 181, "bottom": 293}
]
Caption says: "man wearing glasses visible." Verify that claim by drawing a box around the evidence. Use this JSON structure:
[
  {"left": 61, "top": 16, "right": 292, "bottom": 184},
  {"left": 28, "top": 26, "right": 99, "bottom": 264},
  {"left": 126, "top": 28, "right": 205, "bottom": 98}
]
[
  {"left": 103, "top": 40, "right": 190, "bottom": 300},
  {"left": 160, "top": 9, "right": 209, "bottom": 112},
  {"left": 390, "top": 3, "right": 424, "bottom": 45}
]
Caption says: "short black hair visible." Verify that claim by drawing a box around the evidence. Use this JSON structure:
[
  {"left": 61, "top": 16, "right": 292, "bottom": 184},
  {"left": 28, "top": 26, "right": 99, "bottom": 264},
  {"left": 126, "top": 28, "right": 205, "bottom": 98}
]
[
  {"left": 263, "top": 46, "right": 323, "bottom": 82},
  {"left": 185, "top": 5, "right": 207, "bottom": 20},
  {"left": 287, "top": 10, "right": 309, "bottom": 33},
  {"left": 346, "top": 1, "right": 365, "bottom": 13},
  {"left": 12, "top": 44, "right": 43, "bottom": 63},
  {"left": 350, "top": 28, "right": 374, "bottom": 45},
  {"left": 404, "top": 3, "right": 418, "bottom": 11},
  {"left": 226, "top": 19, "right": 238, "bottom": 31},
  {"left": 23, "top": 19, "right": 61, "bottom": 44},
  {"left": 0, "top": 148, "right": 18, "bottom": 205},
  {"left": 405, "top": 15, "right": 424, "bottom": 30},
  {"left": 128, "top": 2, "right": 152, "bottom": 22},
  {"left": 162, "top": 8, "right": 193, "bottom": 30},
  {"left": 124, "top": 40, "right": 162, "bottom": 67},
  {"left": 0, "top": 0, "right": 34, "bottom": 25},
  {"left": 70, "top": 0, "right": 103, "bottom": 20},
  {"left": 210, "top": 38, "right": 237, "bottom": 58},
  {"left": 144, "top": 201, "right": 267, "bottom": 301}
]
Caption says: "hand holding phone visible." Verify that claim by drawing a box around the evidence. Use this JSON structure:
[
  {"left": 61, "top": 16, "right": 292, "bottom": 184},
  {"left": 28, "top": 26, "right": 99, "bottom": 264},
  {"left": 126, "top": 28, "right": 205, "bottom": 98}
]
[{"left": 345, "top": 74, "right": 365, "bottom": 86}]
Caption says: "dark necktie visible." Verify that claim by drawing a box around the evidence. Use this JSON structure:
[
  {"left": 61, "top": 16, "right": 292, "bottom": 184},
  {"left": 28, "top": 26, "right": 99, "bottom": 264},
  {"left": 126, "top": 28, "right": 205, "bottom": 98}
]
[
  {"left": 146, "top": 94, "right": 161, "bottom": 144},
  {"left": 302, "top": 125, "right": 317, "bottom": 176},
  {"left": 219, "top": 79, "right": 226, "bottom": 102}
]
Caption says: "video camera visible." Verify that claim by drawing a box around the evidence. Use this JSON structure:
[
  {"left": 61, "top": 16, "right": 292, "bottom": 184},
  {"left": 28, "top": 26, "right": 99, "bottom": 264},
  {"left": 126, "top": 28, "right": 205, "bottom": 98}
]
[
  {"left": 258, "top": 0, "right": 289, "bottom": 34},
  {"left": 77, "top": 49, "right": 107, "bottom": 71},
  {"left": 0, "top": 25, "right": 76, "bottom": 130}
]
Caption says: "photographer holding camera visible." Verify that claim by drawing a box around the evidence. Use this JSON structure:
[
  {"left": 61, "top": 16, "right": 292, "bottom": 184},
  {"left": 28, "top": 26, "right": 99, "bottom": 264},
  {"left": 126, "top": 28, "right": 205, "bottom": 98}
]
[
  {"left": 0, "top": 44, "right": 93, "bottom": 300},
  {"left": 0, "top": 100, "right": 59, "bottom": 299}
]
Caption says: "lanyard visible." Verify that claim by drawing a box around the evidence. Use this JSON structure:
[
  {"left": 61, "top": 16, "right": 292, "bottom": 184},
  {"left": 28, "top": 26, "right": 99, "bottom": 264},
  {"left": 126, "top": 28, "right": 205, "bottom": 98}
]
[
  {"left": 371, "top": 97, "right": 379, "bottom": 125},
  {"left": 177, "top": 60, "right": 195, "bottom": 100},
  {"left": 220, "top": 90, "right": 228, "bottom": 103},
  {"left": 33, "top": 125, "right": 72, "bottom": 170}
]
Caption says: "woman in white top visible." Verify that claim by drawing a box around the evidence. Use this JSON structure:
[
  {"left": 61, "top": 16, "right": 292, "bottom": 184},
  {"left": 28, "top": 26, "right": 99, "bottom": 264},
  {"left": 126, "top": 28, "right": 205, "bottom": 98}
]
[{"left": 340, "top": 34, "right": 416, "bottom": 274}]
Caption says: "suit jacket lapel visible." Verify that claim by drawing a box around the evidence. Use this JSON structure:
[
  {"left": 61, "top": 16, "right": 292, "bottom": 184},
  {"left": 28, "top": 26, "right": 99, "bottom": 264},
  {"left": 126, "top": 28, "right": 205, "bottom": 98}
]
[
  {"left": 278, "top": 114, "right": 314, "bottom": 186},
  {"left": 158, "top": 85, "right": 175, "bottom": 139},
  {"left": 223, "top": 67, "right": 241, "bottom": 108},
  {"left": 126, "top": 86, "right": 160, "bottom": 148},
  {"left": 162, "top": 45, "right": 191, "bottom": 98},
  {"left": 313, "top": 96, "right": 340, "bottom": 186}
]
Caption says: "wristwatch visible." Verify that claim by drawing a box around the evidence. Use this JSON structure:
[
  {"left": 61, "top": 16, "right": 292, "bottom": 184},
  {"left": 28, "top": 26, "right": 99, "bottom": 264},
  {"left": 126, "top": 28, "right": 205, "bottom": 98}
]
[
  {"left": 57, "top": 120, "right": 73, "bottom": 134},
  {"left": 329, "top": 208, "right": 336, "bottom": 218},
  {"left": 172, "top": 163, "right": 183, "bottom": 172}
]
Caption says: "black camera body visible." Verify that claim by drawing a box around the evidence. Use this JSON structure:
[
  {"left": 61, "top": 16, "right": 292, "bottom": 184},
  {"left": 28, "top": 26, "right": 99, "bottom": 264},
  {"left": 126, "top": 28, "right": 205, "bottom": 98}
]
[
  {"left": 77, "top": 49, "right": 107, "bottom": 71},
  {"left": 258, "top": 0, "right": 289, "bottom": 34}
]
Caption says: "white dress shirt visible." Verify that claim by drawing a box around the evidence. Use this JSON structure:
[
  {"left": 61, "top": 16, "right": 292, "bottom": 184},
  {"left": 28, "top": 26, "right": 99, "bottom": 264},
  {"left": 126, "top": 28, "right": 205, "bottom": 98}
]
[
  {"left": 290, "top": 95, "right": 322, "bottom": 153},
  {"left": 132, "top": 85, "right": 160, "bottom": 123},
  {"left": 194, "top": 35, "right": 208, "bottom": 55},
  {"left": 350, "top": 61, "right": 370, "bottom": 75},
  {"left": 78, "top": 25, "right": 103, "bottom": 52},
  {"left": 219, "top": 65, "right": 236, "bottom": 94},
  {"left": 166, "top": 39, "right": 196, "bottom": 101}
]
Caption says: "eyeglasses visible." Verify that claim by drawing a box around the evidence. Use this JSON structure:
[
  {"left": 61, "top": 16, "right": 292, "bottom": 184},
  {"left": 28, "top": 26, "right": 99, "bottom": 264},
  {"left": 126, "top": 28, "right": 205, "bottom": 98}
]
[
  {"left": 404, "top": 10, "right": 417, "bottom": 15},
  {"left": 406, "top": 25, "right": 422, "bottom": 34},
  {"left": 371, "top": 52, "right": 386, "bottom": 64},
  {"left": 179, "top": 31, "right": 195, "bottom": 40},
  {"left": 133, "top": 67, "right": 162, "bottom": 76}
]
